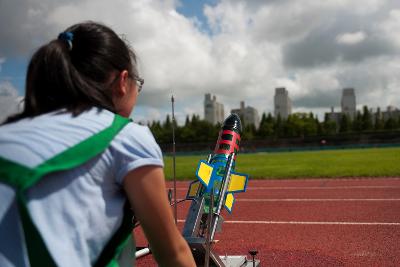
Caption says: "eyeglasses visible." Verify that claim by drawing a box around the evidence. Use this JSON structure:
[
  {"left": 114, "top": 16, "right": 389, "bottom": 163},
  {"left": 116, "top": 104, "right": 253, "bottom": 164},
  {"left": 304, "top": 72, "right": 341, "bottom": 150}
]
[
  {"left": 134, "top": 77, "right": 144, "bottom": 93},
  {"left": 108, "top": 72, "right": 144, "bottom": 93}
]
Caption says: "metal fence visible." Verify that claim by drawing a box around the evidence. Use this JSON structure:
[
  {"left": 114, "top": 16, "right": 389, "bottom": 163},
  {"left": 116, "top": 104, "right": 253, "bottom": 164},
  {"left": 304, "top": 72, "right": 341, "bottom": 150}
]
[{"left": 160, "top": 130, "right": 400, "bottom": 155}]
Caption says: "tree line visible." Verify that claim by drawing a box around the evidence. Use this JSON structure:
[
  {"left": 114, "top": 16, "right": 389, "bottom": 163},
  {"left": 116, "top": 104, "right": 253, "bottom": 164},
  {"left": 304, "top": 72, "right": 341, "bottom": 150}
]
[{"left": 148, "top": 105, "right": 400, "bottom": 145}]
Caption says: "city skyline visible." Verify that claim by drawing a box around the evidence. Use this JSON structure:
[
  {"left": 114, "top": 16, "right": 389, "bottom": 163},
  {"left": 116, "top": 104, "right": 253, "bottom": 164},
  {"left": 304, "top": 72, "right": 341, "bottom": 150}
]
[
  {"left": 203, "top": 88, "right": 399, "bottom": 128},
  {"left": 0, "top": 85, "right": 399, "bottom": 125},
  {"left": 1, "top": 0, "right": 400, "bottom": 125}
]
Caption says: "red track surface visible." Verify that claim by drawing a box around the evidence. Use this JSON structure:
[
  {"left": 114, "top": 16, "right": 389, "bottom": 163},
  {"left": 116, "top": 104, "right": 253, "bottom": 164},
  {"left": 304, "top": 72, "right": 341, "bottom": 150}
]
[{"left": 135, "top": 178, "right": 400, "bottom": 266}]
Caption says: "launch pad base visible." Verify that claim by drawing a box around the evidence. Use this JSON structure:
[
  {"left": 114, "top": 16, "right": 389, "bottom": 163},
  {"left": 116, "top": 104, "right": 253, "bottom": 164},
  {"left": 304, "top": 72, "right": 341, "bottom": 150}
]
[
  {"left": 220, "top": 255, "right": 260, "bottom": 267},
  {"left": 189, "top": 241, "right": 260, "bottom": 267},
  {"left": 192, "top": 252, "right": 260, "bottom": 267}
]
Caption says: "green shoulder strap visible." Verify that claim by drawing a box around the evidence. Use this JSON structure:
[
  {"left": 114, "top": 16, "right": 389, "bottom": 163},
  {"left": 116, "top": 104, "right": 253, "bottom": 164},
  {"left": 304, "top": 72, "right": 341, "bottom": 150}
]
[{"left": 0, "top": 114, "right": 133, "bottom": 267}]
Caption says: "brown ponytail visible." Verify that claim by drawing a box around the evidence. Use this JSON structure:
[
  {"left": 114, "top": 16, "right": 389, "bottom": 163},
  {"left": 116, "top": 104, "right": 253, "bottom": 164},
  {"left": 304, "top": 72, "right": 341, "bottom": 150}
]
[{"left": 5, "top": 21, "right": 138, "bottom": 123}]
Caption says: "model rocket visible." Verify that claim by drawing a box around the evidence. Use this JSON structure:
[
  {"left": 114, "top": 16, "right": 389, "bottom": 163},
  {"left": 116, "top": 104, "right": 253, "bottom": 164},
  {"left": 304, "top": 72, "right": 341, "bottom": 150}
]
[
  {"left": 182, "top": 113, "right": 251, "bottom": 266},
  {"left": 183, "top": 114, "right": 258, "bottom": 266},
  {"left": 136, "top": 113, "right": 258, "bottom": 266},
  {"left": 187, "top": 113, "right": 249, "bottom": 213}
]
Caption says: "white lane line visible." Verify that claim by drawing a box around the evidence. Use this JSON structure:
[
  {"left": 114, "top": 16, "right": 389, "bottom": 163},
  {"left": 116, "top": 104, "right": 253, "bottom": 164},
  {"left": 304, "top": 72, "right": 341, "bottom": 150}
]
[
  {"left": 174, "top": 186, "right": 400, "bottom": 190},
  {"left": 236, "top": 198, "right": 400, "bottom": 202},
  {"left": 225, "top": 221, "right": 400, "bottom": 226},
  {"left": 176, "top": 219, "right": 400, "bottom": 226},
  {"left": 247, "top": 186, "right": 400, "bottom": 190},
  {"left": 175, "top": 198, "right": 400, "bottom": 202}
]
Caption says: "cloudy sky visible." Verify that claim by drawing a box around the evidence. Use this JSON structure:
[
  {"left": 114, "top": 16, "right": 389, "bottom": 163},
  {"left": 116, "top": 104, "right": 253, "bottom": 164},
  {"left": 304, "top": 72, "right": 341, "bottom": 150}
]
[{"left": 1, "top": 0, "right": 400, "bottom": 124}]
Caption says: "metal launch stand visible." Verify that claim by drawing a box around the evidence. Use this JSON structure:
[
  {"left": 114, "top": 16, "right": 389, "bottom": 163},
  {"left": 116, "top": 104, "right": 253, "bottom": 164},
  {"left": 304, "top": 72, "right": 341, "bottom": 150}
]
[
  {"left": 182, "top": 153, "right": 260, "bottom": 267},
  {"left": 135, "top": 105, "right": 259, "bottom": 266}
]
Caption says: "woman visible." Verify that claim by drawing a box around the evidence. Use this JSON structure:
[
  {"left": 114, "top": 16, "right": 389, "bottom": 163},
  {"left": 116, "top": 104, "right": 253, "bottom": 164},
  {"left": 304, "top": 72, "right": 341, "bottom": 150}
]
[{"left": 0, "top": 21, "right": 195, "bottom": 267}]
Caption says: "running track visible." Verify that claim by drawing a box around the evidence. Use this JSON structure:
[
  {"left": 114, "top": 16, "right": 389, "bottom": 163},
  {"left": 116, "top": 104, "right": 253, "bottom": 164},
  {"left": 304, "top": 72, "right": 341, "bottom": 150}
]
[{"left": 135, "top": 178, "right": 400, "bottom": 266}]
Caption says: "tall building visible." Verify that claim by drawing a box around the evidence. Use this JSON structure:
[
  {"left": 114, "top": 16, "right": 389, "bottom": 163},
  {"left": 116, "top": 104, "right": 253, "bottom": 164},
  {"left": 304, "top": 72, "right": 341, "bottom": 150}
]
[
  {"left": 204, "top": 94, "right": 224, "bottom": 125},
  {"left": 341, "top": 88, "right": 356, "bottom": 119},
  {"left": 382, "top": 105, "right": 400, "bottom": 121},
  {"left": 326, "top": 106, "right": 341, "bottom": 126},
  {"left": 324, "top": 88, "right": 358, "bottom": 132},
  {"left": 274, "top": 87, "right": 292, "bottom": 119},
  {"left": 231, "top": 101, "right": 260, "bottom": 129}
]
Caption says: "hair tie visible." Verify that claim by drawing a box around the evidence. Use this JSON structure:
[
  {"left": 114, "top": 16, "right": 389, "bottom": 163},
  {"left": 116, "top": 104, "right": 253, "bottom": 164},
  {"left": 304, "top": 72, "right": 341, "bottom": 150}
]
[{"left": 58, "top": 32, "right": 74, "bottom": 51}]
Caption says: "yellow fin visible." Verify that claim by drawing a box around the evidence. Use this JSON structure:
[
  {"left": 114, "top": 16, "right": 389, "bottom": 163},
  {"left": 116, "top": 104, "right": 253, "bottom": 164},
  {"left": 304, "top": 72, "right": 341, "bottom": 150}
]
[
  {"left": 228, "top": 173, "right": 247, "bottom": 192},
  {"left": 196, "top": 161, "right": 214, "bottom": 187}
]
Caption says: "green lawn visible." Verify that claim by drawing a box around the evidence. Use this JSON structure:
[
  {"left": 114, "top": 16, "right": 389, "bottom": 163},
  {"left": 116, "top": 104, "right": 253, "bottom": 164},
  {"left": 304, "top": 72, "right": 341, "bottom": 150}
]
[{"left": 163, "top": 147, "right": 400, "bottom": 180}]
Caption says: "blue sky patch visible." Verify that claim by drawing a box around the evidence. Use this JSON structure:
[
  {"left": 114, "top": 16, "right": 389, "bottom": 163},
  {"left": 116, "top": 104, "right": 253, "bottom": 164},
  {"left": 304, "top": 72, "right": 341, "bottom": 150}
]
[
  {"left": 0, "top": 57, "right": 28, "bottom": 95},
  {"left": 176, "top": 0, "right": 218, "bottom": 34}
]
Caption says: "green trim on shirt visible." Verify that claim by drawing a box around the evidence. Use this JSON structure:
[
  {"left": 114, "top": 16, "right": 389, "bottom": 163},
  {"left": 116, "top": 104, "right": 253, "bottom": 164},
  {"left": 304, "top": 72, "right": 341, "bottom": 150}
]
[{"left": 0, "top": 114, "right": 133, "bottom": 267}]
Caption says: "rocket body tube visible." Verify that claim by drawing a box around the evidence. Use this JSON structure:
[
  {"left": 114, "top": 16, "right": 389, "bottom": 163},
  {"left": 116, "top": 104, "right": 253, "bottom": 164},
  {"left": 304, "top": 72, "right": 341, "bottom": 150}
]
[
  {"left": 208, "top": 114, "right": 242, "bottom": 195},
  {"left": 213, "top": 113, "right": 242, "bottom": 159},
  {"left": 183, "top": 113, "right": 248, "bottom": 239},
  {"left": 200, "top": 114, "right": 243, "bottom": 214},
  {"left": 185, "top": 113, "right": 247, "bottom": 214}
]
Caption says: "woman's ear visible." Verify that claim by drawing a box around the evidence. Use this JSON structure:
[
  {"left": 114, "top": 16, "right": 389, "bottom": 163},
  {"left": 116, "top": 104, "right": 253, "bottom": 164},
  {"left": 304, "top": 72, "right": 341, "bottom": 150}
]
[{"left": 115, "top": 70, "right": 130, "bottom": 97}]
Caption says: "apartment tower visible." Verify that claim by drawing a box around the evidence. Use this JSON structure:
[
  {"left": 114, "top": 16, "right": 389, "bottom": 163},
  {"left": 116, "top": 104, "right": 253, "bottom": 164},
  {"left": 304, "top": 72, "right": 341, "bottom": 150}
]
[
  {"left": 274, "top": 87, "right": 292, "bottom": 119},
  {"left": 204, "top": 94, "right": 225, "bottom": 125},
  {"left": 341, "top": 88, "right": 356, "bottom": 119}
]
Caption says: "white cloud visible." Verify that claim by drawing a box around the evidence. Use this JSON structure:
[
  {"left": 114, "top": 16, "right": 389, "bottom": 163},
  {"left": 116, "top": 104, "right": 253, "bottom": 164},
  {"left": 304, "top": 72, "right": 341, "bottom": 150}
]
[
  {"left": 0, "top": 57, "right": 5, "bottom": 72},
  {"left": 0, "top": 81, "right": 22, "bottom": 123},
  {"left": 380, "top": 9, "right": 400, "bottom": 47},
  {"left": 336, "top": 31, "right": 367, "bottom": 45},
  {"left": 131, "top": 105, "right": 164, "bottom": 124},
  {"left": 0, "top": 81, "right": 18, "bottom": 98},
  {"left": 0, "top": 0, "right": 399, "bottom": 124},
  {"left": 325, "top": 0, "right": 385, "bottom": 15}
]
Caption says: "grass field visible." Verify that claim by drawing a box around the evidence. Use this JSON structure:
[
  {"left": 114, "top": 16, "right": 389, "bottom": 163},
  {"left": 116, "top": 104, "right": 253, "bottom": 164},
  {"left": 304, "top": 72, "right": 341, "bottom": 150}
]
[{"left": 163, "top": 147, "right": 400, "bottom": 180}]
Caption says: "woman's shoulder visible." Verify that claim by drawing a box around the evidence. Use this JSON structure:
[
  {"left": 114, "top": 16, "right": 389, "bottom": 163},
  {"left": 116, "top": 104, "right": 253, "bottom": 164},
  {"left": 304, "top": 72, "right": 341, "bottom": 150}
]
[
  {"left": 108, "top": 119, "right": 164, "bottom": 185},
  {"left": 1, "top": 107, "right": 115, "bottom": 131},
  {"left": 0, "top": 108, "right": 117, "bottom": 167},
  {"left": 113, "top": 119, "right": 160, "bottom": 153}
]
